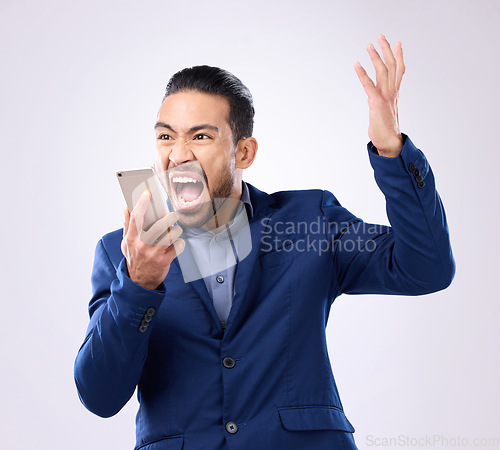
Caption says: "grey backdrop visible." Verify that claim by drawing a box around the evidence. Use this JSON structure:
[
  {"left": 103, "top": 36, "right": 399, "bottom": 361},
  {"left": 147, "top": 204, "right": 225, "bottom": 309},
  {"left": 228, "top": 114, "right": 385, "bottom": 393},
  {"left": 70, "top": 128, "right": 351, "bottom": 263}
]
[{"left": 1, "top": 0, "right": 499, "bottom": 448}]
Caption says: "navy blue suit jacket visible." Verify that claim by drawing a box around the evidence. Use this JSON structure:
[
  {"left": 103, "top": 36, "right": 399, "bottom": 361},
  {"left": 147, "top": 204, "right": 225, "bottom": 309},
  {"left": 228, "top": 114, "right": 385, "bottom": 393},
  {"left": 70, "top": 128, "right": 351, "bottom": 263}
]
[{"left": 74, "top": 136, "right": 455, "bottom": 449}]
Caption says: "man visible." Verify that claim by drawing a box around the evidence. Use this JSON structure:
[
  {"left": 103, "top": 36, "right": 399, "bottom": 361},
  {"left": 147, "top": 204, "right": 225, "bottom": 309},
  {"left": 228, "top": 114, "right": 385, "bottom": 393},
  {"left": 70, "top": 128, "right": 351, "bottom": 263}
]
[{"left": 74, "top": 35, "right": 455, "bottom": 449}]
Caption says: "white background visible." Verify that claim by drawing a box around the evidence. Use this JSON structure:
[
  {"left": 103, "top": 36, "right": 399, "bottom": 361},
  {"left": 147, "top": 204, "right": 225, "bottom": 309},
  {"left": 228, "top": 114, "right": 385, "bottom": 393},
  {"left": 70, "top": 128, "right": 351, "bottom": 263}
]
[{"left": 1, "top": 0, "right": 499, "bottom": 448}]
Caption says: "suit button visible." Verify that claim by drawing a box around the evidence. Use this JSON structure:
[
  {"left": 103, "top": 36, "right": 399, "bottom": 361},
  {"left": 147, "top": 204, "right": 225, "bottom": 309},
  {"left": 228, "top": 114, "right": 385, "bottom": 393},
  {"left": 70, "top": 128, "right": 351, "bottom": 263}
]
[
  {"left": 417, "top": 181, "right": 425, "bottom": 189},
  {"left": 138, "top": 323, "right": 149, "bottom": 333},
  {"left": 143, "top": 307, "right": 155, "bottom": 323},
  {"left": 223, "top": 357, "right": 236, "bottom": 369},
  {"left": 225, "top": 421, "right": 238, "bottom": 434},
  {"left": 415, "top": 174, "right": 424, "bottom": 182},
  {"left": 413, "top": 168, "right": 421, "bottom": 177},
  {"left": 408, "top": 163, "right": 416, "bottom": 173},
  {"left": 216, "top": 275, "right": 224, "bottom": 284}
]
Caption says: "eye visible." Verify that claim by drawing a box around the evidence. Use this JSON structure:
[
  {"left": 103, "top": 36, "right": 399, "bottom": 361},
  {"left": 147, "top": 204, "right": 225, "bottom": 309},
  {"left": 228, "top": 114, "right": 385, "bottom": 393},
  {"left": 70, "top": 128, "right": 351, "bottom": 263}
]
[
  {"left": 193, "top": 133, "right": 211, "bottom": 140},
  {"left": 157, "top": 133, "right": 173, "bottom": 140}
]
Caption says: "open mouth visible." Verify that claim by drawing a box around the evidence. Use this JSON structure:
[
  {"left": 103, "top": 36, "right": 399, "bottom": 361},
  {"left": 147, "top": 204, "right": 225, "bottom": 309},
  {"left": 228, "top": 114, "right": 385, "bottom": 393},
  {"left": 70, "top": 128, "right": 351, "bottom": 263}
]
[{"left": 168, "top": 170, "right": 206, "bottom": 211}]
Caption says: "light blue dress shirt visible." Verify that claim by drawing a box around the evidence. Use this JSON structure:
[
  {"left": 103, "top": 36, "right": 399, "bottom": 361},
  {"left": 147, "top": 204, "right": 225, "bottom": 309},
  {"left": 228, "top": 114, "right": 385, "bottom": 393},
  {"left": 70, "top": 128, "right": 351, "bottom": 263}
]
[{"left": 182, "top": 182, "right": 253, "bottom": 327}]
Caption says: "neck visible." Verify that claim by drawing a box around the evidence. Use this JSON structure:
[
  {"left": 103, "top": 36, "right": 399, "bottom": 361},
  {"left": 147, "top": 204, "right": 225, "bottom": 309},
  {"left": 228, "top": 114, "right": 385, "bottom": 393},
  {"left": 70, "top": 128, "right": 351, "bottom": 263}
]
[
  {"left": 202, "top": 179, "right": 243, "bottom": 230},
  {"left": 202, "top": 196, "right": 242, "bottom": 231}
]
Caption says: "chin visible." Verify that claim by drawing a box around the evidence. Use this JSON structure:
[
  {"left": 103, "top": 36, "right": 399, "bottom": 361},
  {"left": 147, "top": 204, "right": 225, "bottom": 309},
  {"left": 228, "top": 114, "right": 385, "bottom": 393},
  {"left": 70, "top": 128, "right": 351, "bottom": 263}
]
[{"left": 176, "top": 200, "right": 216, "bottom": 229}]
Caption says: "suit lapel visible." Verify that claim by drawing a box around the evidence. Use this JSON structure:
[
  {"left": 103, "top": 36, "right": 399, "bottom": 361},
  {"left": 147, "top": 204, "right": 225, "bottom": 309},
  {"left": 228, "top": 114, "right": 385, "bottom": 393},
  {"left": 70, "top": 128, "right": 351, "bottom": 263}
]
[
  {"left": 173, "top": 240, "right": 222, "bottom": 329},
  {"left": 224, "top": 184, "right": 277, "bottom": 334}
]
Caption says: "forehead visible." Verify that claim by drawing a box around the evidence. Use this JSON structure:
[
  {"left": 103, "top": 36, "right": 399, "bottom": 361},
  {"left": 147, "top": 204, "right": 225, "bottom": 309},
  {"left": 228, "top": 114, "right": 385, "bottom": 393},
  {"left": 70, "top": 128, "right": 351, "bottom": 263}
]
[{"left": 158, "top": 91, "right": 231, "bottom": 132}]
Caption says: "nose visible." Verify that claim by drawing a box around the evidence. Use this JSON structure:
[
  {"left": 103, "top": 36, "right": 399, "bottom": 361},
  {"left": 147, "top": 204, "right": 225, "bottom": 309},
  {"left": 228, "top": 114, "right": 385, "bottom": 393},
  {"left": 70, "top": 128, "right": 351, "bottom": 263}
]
[{"left": 169, "top": 139, "right": 195, "bottom": 167}]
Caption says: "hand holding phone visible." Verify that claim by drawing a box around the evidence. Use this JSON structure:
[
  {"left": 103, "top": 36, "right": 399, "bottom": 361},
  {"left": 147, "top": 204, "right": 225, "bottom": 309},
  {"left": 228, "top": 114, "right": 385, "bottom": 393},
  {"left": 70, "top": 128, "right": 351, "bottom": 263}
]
[{"left": 117, "top": 167, "right": 185, "bottom": 289}]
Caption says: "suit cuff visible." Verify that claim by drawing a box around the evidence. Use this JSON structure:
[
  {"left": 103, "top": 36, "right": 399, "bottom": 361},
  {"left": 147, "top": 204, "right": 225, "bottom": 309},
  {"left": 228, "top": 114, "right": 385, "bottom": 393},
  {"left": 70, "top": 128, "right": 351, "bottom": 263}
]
[
  {"left": 109, "top": 258, "right": 166, "bottom": 334},
  {"left": 367, "top": 134, "right": 407, "bottom": 157},
  {"left": 367, "top": 133, "right": 431, "bottom": 193}
]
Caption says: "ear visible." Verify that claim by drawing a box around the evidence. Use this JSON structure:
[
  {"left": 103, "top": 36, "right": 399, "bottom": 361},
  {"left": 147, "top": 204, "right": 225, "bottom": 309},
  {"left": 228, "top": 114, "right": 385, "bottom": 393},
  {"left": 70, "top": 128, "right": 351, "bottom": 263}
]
[{"left": 235, "top": 137, "right": 258, "bottom": 169}]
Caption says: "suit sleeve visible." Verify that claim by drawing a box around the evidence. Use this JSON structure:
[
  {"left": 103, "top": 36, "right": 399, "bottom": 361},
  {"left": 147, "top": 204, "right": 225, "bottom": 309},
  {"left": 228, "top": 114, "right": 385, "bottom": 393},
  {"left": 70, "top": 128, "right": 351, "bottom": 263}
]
[
  {"left": 324, "top": 134, "right": 455, "bottom": 296},
  {"left": 74, "top": 238, "right": 166, "bottom": 418}
]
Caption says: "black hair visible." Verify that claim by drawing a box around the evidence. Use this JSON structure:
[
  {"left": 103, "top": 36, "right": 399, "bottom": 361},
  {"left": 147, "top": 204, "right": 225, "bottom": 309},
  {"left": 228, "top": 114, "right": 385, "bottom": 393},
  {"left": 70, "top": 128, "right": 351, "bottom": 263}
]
[{"left": 163, "top": 65, "right": 254, "bottom": 145}]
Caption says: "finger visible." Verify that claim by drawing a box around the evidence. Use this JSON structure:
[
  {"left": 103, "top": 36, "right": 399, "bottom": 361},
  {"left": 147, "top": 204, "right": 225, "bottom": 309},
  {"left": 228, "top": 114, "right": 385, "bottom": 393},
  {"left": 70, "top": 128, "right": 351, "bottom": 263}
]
[
  {"left": 165, "top": 211, "right": 180, "bottom": 228},
  {"left": 140, "top": 214, "right": 182, "bottom": 246},
  {"left": 123, "top": 207, "right": 130, "bottom": 236},
  {"left": 377, "top": 34, "right": 397, "bottom": 92},
  {"left": 129, "top": 191, "right": 151, "bottom": 237},
  {"left": 394, "top": 41, "right": 405, "bottom": 91},
  {"left": 166, "top": 237, "right": 186, "bottom": 260},
  {"left": 354, "top": 62, "right": 378, "bottom": 98},
  {"left": 148, "top": 221, "right": 183, "bottom": 247},
  {"left": 158, "top": 237, "right": 186, "bottom": 268},
  {"left": 140, "top": 215, "right": 168, "bottom": 245},
  {"left": 146, "top": 211, "right": 180, "bottom": 245},
  {"left": 366, "top": 43, "right": 389, "bottom": 93}
]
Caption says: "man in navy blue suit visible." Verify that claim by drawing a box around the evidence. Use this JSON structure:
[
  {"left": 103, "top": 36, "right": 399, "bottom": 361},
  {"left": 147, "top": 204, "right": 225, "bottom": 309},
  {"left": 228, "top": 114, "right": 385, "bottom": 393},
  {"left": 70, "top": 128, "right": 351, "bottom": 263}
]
[{"left": 75, "top": 35, "right": 455, "bottom": 449}]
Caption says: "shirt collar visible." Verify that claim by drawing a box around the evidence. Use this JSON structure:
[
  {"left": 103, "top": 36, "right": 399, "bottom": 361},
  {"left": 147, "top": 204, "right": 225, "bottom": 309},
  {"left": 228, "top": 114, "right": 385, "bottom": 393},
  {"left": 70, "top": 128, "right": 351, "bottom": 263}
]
[{"left": 241, "top": 181, "right": 254, "bottom": 219}]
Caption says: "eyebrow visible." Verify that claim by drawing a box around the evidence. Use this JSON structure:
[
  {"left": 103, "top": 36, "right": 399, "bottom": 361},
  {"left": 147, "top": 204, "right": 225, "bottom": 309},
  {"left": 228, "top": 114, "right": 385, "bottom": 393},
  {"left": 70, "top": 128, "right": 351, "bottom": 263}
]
[{"left": 154, "top": 122, "right": 221, "bottom": 135}]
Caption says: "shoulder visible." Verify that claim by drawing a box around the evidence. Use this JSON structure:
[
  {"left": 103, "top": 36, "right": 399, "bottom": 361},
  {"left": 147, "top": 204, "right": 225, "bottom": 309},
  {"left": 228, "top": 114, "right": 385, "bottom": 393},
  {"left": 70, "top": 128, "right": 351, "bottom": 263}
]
[
  {"left": 246, "top": 182, "right": 358, "bottom": 227},
  {"left": 270, "top": 188, "right": 325, "bottom": 204},
  {"left": 247, "top": 182, "right": 346, "bottom": 212},
  {"left": 247, "top": 182, "right": 326, "bottom": 210}
]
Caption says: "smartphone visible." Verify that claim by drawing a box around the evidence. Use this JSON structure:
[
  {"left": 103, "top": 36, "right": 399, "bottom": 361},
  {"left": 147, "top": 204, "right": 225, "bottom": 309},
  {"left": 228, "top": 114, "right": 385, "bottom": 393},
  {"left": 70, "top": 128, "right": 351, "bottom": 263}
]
[{"left": 117, "top": 167, "right": 170, "bottom": 231}]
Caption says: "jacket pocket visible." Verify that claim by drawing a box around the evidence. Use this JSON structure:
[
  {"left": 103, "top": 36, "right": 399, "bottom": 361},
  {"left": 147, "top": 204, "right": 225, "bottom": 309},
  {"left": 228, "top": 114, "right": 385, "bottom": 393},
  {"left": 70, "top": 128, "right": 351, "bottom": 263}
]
[
  {"left": 278, "top": 406, "right": 355, "bottom": 433},
  {"left": 136, "top": 435, "right": 183, "bottom": 450}
]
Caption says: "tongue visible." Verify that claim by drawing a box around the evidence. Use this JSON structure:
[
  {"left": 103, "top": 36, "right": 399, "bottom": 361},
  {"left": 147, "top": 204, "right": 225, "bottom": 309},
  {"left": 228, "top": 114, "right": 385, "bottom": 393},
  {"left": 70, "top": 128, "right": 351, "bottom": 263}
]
[{"left": 180, "top": 182, "right": 203, "bottom": 202}]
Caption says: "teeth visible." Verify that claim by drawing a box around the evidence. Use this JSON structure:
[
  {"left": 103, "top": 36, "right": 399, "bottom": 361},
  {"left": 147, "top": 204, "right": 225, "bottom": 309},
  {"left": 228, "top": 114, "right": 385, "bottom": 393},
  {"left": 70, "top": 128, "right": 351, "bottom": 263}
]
[{"left": 172, "top": 176, "right": 199, "bottom": 183}]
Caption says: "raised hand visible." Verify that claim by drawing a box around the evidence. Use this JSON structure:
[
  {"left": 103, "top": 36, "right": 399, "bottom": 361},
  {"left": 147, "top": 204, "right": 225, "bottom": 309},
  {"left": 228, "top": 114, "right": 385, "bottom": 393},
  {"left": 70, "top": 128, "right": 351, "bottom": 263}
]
[{"left": 355, "top": 34, "right": 405, "bottom": 157}]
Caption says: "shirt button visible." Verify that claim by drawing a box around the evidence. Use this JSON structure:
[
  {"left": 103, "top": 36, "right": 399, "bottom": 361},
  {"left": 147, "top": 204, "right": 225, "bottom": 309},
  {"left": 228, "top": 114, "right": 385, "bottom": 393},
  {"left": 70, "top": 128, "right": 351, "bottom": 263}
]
[
  {"left": 216, "top": 275, "right": 224, "bottom": 284},
  {"left": 223, "top": 356, "right": 236, "bottom": 369},
  {"left": 225, "top": 421, "right": 238, "bottom": 434}
]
